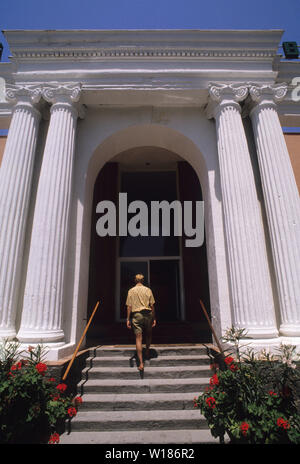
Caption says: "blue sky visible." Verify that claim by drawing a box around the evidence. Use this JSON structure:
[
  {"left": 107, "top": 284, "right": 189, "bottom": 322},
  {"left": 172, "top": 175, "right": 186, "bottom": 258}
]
[{"left": 1, "top": 0, "right": 300, "bottom": 61}]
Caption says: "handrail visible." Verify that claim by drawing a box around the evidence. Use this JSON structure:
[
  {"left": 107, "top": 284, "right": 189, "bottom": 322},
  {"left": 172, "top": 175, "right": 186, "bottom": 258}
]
[
  {"left": 62, "top": 300, "right": 100, "bottom": 381},
  {"left": 199, "top": 299, "right": 223, "bottom": 354}
]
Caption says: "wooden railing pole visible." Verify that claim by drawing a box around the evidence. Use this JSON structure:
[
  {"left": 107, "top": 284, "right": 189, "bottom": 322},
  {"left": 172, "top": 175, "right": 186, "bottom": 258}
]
[
  {"left": 199, "top": 299, "right": 223, "bottom": 353},
  {"left": 62, "top": 300, "right": 100, "bottom": 381}
]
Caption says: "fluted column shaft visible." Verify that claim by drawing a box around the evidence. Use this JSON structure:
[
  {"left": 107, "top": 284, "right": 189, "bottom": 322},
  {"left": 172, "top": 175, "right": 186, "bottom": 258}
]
[
  {"left": 249, "top": 84, "right": 300, "bottom": 336},
  {"left": 18, "top": 84, "right": 82, "bottom": 343},
  {"left": 208, "top": 83, "right": 278, "bottom": 338},
  {"left": 0, "top": 85, "right": 42, "bottom": 338}
]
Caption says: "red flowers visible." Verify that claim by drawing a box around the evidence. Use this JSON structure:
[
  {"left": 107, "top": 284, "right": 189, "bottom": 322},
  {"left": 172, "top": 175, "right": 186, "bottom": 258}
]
[
  {"left": 48, "top": 432, "right": 60, "bottom": 444},
  {"left": 56, "top": 383, "right": 67, "bottom": 393},
  {"left": 67, "top": 407, "right": 77, "bottom": 418},
  {"left": 224, "top": 356, "right": 234, "bottom": 365},
  {"left": 8, "top": 361, "right": 22, "bottom": 378},
  {"left": 224, "top": 356, "right": 239, "bottom": 372},
  {"left": 205, "top": 397, "right": 216, "bottom": 409},
  {"left": 229, "top": 363, "right": 239, "bottom": 372},
  {"left": 12, "top": 362, "right": 22, "bottom": 370},
  {"left": 209, "top": 374, "right": 219, "bottom": 386},
  {"left": 193, "top": 396, "right": 199, "bottom": 408},
  {"left": 268, "top": 390, "right": 278, "bottom": 397},
  {"left": 240, "top": 422, "right": 250, "bottom": 436},
  {"left": 277, "top": 417, "right": 290, "bottom": 430},
  {"left": 35, "top": 362, "right": 47, "bottom": 375},
  {"left": 75, "top": 396, "right": 83, "bottom": 405}
]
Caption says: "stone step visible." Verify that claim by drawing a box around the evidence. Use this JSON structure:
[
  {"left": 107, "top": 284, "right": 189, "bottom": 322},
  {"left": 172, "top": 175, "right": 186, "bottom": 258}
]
[
  {"left": 77, "top": 377, "right": 209, "bottom": 394},
  {"left": 80, "top": 392, "right": 200, "bottom": 410},
  {"left": 59, "top": 429, "right": 221, "bottom": 444},
  {"left": 60, "top": 344, "right": 216, "bottom": 445},
  {"left": 93, "top": 345, "right": 210, "bottom": 357},
  {"left": 82, "top": 365, "right": 211, "bottom": 380},
  {"left": 86, "top": 354, "right": 211, "bottom": 367},
  {"left": 69, "top": 410, "right": 206, "bottom": 432}
]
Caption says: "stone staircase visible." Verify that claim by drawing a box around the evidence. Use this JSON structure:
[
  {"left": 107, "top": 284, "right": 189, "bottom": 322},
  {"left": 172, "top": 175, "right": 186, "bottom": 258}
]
[{"left": 60, "top": 344, "right": 220, "bottom": 444}]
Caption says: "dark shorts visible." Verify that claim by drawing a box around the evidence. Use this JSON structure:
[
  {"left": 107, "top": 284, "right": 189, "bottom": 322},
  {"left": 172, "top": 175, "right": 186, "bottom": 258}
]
[{"left": 131, "top": 310, "right": 153, "bottom": 335}]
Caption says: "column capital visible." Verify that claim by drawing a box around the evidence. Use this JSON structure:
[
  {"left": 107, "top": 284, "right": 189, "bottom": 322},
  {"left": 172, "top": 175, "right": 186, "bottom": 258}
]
[
  {"left": 247, "top": 83, "right": 288, "bottom": 115},
  {"left": 206, "top": 83, "right": 248, "bottom": 119},
  {"left": 249, "top": 83, "right": 287, "bottom": 104},
  {"left": 5, "top": 84, "right": 42, "bottom": 116},
  {"left": 42, "top": 83, "right": 85, "bottom": 118}
]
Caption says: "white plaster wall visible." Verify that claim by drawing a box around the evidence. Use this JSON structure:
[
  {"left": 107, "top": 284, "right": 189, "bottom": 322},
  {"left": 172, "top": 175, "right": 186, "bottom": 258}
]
[{"left": 63, "top": 105, "right": 233, "bottom": 348}]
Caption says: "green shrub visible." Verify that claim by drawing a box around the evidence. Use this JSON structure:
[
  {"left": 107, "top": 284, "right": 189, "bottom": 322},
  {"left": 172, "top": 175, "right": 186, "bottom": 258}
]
[{"left": 194, "top": 328, "right": 300, "bottom": 444}]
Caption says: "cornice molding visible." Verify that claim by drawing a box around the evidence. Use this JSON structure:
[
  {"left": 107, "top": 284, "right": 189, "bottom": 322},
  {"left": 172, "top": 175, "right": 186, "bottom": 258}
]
[
  {"left": 11, "top": 49, "right": 277, "bottom": 60},
  {"left": 4, "top": 29, "right": 282, "bottom": 62}
]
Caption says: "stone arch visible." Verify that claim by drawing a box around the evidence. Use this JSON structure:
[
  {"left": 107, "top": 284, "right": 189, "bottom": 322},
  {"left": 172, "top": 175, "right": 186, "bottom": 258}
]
[{"left": 69, "top": 123, "right": 230, "bottom": 346}]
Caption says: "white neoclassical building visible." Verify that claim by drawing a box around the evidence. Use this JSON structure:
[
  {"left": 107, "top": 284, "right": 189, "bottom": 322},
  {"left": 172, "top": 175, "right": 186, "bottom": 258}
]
[{"left": 0, "top": 29, "right": 299, "bottom": 360}]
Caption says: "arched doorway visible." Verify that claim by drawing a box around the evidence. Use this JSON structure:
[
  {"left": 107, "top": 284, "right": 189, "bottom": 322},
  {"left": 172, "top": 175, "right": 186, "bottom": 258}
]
[{"left": 86, "top": 146, "right": 211, "bottom": 344}]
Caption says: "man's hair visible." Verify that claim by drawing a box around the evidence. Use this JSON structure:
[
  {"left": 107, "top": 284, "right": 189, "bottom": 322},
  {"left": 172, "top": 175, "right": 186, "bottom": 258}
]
[{"left": 135, "top": 274, "right": 144, "bottom": 284}]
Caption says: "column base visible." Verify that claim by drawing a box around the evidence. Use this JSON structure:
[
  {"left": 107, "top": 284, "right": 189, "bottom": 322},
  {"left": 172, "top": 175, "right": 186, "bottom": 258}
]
[
  {"left": 236, "top": 336, "right": 300, "bottom": 355},
  {"left": 0, "top": 327, "right": 17, "bottom": 340},
  {"left": 279, "top": 324, "right": 300, "bottom": 337},
  {"left": 18, "top": 341, "right": 76, "bottom": 361},
  {"left": 243, "top": 326, "right": 279, "bottom": 339},
  {"left": 17, "top": 328, "right": 65, "bottom": 344}
]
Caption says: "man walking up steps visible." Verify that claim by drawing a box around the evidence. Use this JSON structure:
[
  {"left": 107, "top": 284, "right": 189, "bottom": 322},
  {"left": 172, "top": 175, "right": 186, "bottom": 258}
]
[{"left": 126, "top": 274, "right": 156, "bottom": 371}]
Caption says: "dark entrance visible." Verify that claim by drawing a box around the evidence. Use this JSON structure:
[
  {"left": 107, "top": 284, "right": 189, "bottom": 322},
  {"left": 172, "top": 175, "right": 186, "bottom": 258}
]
[
  {"left": 87, "top": 157, "right": 211, "bottom": 344},
  {"left": 118, "top": 169, "right": 182, "bottom": 324},
  {"left": 150, "top": 259, "right": 181, "bottom": 322}
]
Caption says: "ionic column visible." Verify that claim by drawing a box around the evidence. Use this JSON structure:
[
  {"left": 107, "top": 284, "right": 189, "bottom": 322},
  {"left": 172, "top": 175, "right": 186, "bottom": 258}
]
[
  {"left": 248, "top": 84, "right": 300, "bottom": 337},
  {"left": 207, "top": 83, "right": 278, "bottom": 338},
  {"left": 18, "top": 84, "right": 83, "bottom": 343},
  {"left": 0, "top": 85, "right": 42, "bottom": 339}
]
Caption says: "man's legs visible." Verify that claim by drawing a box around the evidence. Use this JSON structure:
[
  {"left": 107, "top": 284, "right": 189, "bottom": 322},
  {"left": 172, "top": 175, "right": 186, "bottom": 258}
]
[
  {"left": 144, "top": 311, "right": 154, "bottom": 359},
  {"left": 133, "top": 312, "right": 153, "bottom": 368},
  {"left": 145, "top": 329, "right": 152, "bottom": 359},
  {"left": 135, "top": 332, "right": 144, "bottom": 370},
  {"left": 131, "top": 312, "right": 144, "bottom": 370}
]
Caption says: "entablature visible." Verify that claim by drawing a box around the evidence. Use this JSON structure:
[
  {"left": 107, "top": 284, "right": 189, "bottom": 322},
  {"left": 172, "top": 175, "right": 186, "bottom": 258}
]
[{"left": 0, "top": 30, "right": 299, "bottom": 124}]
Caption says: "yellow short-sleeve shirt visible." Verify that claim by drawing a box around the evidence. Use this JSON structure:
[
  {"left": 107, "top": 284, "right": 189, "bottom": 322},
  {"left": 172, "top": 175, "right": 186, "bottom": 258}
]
[{"left": 126, "top": 284, "right": 155, "bottom": 312}]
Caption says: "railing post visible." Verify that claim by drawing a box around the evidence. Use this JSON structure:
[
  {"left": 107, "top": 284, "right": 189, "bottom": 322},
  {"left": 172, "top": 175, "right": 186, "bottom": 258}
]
[{"left": 62, "top": 301, "right": 100, "bottom": 381}]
